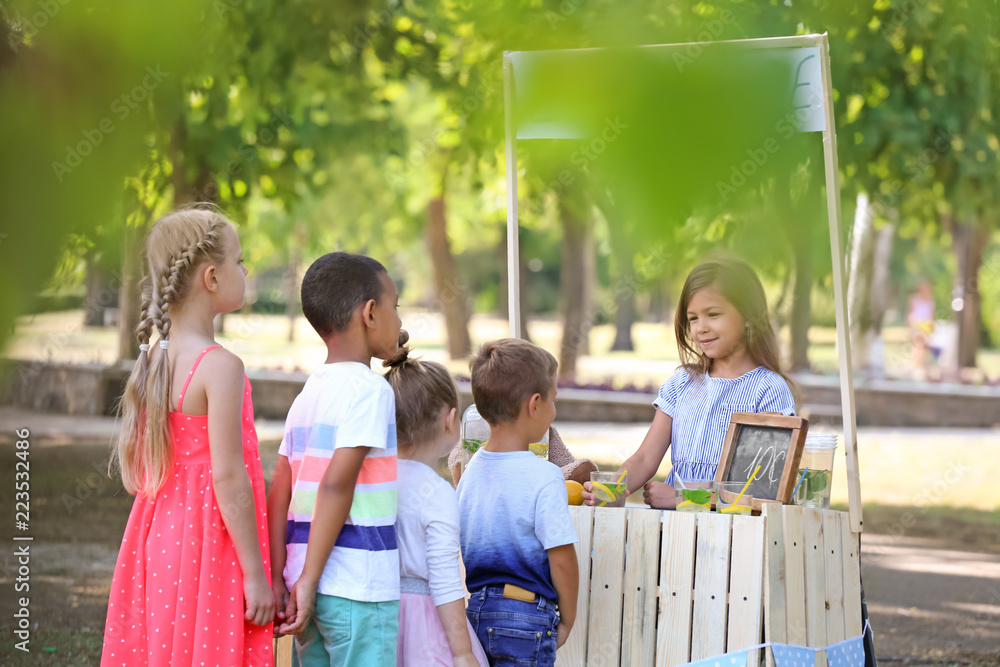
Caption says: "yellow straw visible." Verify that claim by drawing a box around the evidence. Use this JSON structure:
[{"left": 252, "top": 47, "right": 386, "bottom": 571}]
[{"left": 733, "top": 464, "right": 760, "bottom": 507}]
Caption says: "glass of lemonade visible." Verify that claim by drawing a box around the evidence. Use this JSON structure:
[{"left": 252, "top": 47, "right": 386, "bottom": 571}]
[
  {"left": 674, "top": 480, "right": 714, "bottom": 513},
  {"left": 528, "top": 429, "right": 549, "bottom": 460},
  {"left": 793, "top": 434, "right": 837, "bottom": 509},
  {"left": 715, "top": 481, "right": 753, "bottom": 515},
  {"left": 590, "top": 471, "right": 628, "bottom": 508},
  {"left": 460, "top": 405, "right": 490, "bottom": 472}
]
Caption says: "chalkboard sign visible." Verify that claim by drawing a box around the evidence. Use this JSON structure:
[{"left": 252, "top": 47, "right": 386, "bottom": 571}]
[{"left": 714, "top": 412, "right": 809, "bottom": 512}]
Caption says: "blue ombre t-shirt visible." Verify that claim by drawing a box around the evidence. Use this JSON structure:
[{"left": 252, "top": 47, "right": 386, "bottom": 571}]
[{"left": 457, "top": 449, "right": 577, "bottom": 601}]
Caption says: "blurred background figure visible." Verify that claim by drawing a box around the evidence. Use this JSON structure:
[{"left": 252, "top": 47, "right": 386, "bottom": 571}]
[{"left": 907, "top": 281, "right": 935, "bottom": 375}]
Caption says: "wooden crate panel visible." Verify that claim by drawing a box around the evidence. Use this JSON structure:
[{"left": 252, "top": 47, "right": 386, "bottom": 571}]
[
  {"left": 690, "top": 513, "right": 732, "bottom": 660},
  {"left": 657, "top": 511, "right": 697, "bottom": 667},
  {"left": 802, "top": 508, "right": 828, "bottom": 650},
  {"left": 822, "top": 510, "right": 846, "bottom": 644},
  {"left": 621, "top": 508, "right": 661, "bottom": 667},
  {"left": 781, "top": 506, "right": 807, "bottom": 645},
  {"left": 840, "top": 512, "right": 864, "bottom": 638},
  {"left": 762, "top": 504, "right": 786, "bottom": 667},
  {"left": 727, "top": 514, "right": 765, "bottom": 667},
  {"left": 587, "top": 507, "right": 627, "bottom": 667},
  {"left": 557, "top": 505, "right": 594, "bottom": 666}
]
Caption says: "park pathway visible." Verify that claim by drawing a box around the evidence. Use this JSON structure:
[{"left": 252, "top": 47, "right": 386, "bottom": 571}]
[{"left": 1, "top": 409, "right": 998, "bottom": 664}]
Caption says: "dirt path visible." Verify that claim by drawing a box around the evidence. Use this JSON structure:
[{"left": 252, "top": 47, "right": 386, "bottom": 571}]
[
  {"left": 861, "top": 533, "right": 1000, "bottom": 665},
  {"left": 1, "top": 426, "right": 999, "bottom": 664}
]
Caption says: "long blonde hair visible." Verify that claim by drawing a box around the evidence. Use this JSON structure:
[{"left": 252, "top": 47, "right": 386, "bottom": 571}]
[
  {"left": 674, "top": 255, "right": 800, "bottom": 406},
  {"left": 112, "top": 207, "right": 232, "bottom": 496}
]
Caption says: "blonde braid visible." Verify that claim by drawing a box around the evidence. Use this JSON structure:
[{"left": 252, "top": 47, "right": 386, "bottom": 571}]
[
  {"left": 112, "top": 206, "right": 234, "bottom": 496},
  {"left": 157, "top": 223, "right": 227, "bottom": 340},
  {"left": 135, "top": 274, "right": 154, "bottom": 349}
]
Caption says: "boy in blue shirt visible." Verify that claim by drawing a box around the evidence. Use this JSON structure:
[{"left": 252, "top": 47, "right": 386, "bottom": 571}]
[{"left": 457, "top": 338, "right": 579, "bottom": 667}]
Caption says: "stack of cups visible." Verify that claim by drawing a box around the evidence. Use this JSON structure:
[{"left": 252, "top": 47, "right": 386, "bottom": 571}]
[{"left": 793, "top": 434, "right": 837, "bottom": 509}]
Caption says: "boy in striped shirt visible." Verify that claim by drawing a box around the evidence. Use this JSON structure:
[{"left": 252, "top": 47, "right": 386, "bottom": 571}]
[{"left": 267, "top": 252, "right": 403, "bottom": 667}]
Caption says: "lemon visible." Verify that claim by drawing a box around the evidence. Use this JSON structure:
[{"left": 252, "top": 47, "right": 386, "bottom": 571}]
[
  {"left": 529, "top": 442, "right": 548, "bottom": 457},
  {"left": 566, "top": 481, "right": 584, "bottom": 506},
  {"left": 720, "top": 505, "right": 752, "bottom": 515},
  {"left": 676, "top": 500, "right": 710, "bottom": 513},
  {"left": 591, "top": 482, "right": 616, "bottom": 504}
]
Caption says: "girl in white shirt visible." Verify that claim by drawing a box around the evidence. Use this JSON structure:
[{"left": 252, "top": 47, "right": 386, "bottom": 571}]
[{"left": 383, "top": 339, "right": 488, "bottom": 667}]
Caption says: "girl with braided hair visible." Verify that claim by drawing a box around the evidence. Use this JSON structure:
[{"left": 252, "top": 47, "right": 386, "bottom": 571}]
[{"left": 102, "top": 207, "right": 275, "bottom": 666}]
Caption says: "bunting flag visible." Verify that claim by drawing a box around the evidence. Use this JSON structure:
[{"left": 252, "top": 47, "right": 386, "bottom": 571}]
[
  {"left": 677, "top": 621, "right": 871, "bottom": 667},
  {"left": 770, "top": 643, "right": 817, "bottom": 667},
  {"left": 824, "top": 623, "right": 869, "bottom": 667},
  {"left": 683, "top": 648, "right": 751, "bottom": 667}
]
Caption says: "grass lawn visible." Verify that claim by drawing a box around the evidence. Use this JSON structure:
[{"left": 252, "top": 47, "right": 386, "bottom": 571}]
[{"left": 7, "top": 309, "right": 1000, "bottom": 388}]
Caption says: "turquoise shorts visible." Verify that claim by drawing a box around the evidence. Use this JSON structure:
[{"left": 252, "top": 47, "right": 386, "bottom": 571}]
[{"left": 292, "top": 594, "right": 399, "bottom": 667}]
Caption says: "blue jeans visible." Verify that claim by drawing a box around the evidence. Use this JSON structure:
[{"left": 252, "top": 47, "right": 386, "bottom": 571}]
[{"left": 466, "top": 586, "right": 560, "bottom": 667}]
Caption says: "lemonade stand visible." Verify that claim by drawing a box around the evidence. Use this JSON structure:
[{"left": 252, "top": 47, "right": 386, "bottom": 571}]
[
  {"left": 500, "top": 33, "right": 868, "bottom": 667},
  {"left": 275, "top": 32, "right": 868, "bottom": 667}
]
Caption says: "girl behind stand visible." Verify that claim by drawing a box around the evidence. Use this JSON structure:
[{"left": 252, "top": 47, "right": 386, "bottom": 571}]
[
  {"left": 584, "top": 254, "right": 799, "bottom": 509},
  {"left": 383, "top": 336, "right": 488, "bottom": 667},
  {"left": 102, "top": 207, "right": 274, "bottom": 666}
]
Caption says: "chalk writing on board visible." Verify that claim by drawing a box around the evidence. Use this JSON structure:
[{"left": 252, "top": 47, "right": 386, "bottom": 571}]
[
  {"left": 725, "top": 425, "right": 794, "bottom": 501},
  {"left": 743, "top": 445, "right": 786, "bottom": 485}
]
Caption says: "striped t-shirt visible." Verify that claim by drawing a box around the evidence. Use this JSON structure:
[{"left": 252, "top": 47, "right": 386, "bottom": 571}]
[
  {"left": 279, "top": 361, "right": 399, "bottom": 602},
  {"left": 654, "top": 366, "right": 795, "bottom": 486}
]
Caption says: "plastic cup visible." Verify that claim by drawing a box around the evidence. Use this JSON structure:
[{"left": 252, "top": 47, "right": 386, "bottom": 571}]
[
  {"left": 793, "top": 434, "right": 837, "bottom": 509},
  {"left": 716, "top": 481, "right": 753, "bottom": 515},
  {"left": 674, "top": 479, "right": 714, "bottom": 513},
  {"left": 529, "top": 430, "right": 549, "bottom": 460},
  {"left": 590, "top": 471, "right": 628, "bottom": 508}
]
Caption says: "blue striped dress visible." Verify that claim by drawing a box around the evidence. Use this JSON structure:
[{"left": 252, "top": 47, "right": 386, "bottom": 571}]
[{"left": 653, "top": 366, "right": 796, "bottom": 486}]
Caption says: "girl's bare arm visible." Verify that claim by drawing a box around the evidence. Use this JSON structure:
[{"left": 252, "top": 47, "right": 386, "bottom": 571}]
[{"left": 204, "top": 350, "right": 275, "bottom": 627}]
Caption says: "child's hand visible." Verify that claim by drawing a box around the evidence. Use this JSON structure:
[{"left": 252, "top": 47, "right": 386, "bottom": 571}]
[
  {"left": 271, "top": 579, "right": 290, "bottom": 634},
  {"left": 581, "top": 482, "right": 596, "bottom": 506},
  {"left": 556, "top": 621, "right": 571, "bottom": 649},
  {"left": 453, "top": 655, "right": 479, "bottom": 667},
  {"left": 642, "top": 481, "right": 676, "bottom": 509},
  {"left": 244, "top": 572, "right": 277, "bottom": 627},
  {"left": 278, "top": 576, "right": 317, "bottom": 635}
]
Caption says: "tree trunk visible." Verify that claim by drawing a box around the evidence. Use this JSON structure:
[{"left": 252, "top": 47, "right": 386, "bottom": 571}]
[
  {"left": 847, "top": 192, "right": 876, "bottom": 370},
  {"left": 426, "top": 168, "right": 471, "bottom": 359},
  {"left": 605, "top": 207, "right": 636, "bottom": 352},
  {"left": 117, "top": 221, "right": 144, "bottom": 363},
  {"left": 285, "top": 223, "right": 305, "bottom": 343},
  {"left": 581, "top": 222, "right": 595, "bottom": 356},
  {"left": 648, "top": 282, "right": 669, "bottom": 323},
  {"left": 951, "top": 221, "right": 989, "bottom": 370},
  {"left": 867, "top": 217, "right": 896, "bottom": 374},
  {"left": 789, "top": 244, "right": 812, "bottom": 372},
  {"left": 558, "top": 196, "right": 590, "bottom": 384},
  {"left": 83, "top": 251, "right": 121, "bottom": 328}
]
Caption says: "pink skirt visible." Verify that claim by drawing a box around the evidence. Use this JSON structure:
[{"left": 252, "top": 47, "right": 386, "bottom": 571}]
[{"left": 397, "top": 592, "right": 489, "bottom": 667}]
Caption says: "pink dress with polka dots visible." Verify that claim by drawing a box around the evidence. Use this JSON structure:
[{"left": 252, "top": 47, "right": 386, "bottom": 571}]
[{"left": 102, "top": 345, "right": 273, "bottom": 667}]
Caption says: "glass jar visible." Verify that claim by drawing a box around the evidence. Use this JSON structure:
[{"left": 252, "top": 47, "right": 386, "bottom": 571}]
[
  {"left": 460, "top": 404, "right": 490, "bottom": 473},
  {"left": 793, "top": 434, "right": 837, "bottom": 509}
]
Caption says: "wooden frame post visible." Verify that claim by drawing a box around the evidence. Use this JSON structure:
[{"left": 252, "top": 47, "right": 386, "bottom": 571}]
[
  {"left": 503, "top": 52, "right": 521, "bottom": 339},
  {"left": 818, "top": 33, "right": 863, "bottom": 532}
]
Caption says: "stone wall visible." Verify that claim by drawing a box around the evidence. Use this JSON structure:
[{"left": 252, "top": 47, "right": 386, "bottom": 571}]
[{"left": 1, "top": 360, "right": 998, "bottom": 428}]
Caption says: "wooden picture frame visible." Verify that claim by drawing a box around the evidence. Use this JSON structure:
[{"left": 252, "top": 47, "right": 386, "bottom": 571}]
[{"left": 714, "top": 412, "right": 809, "bottom": 512}]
